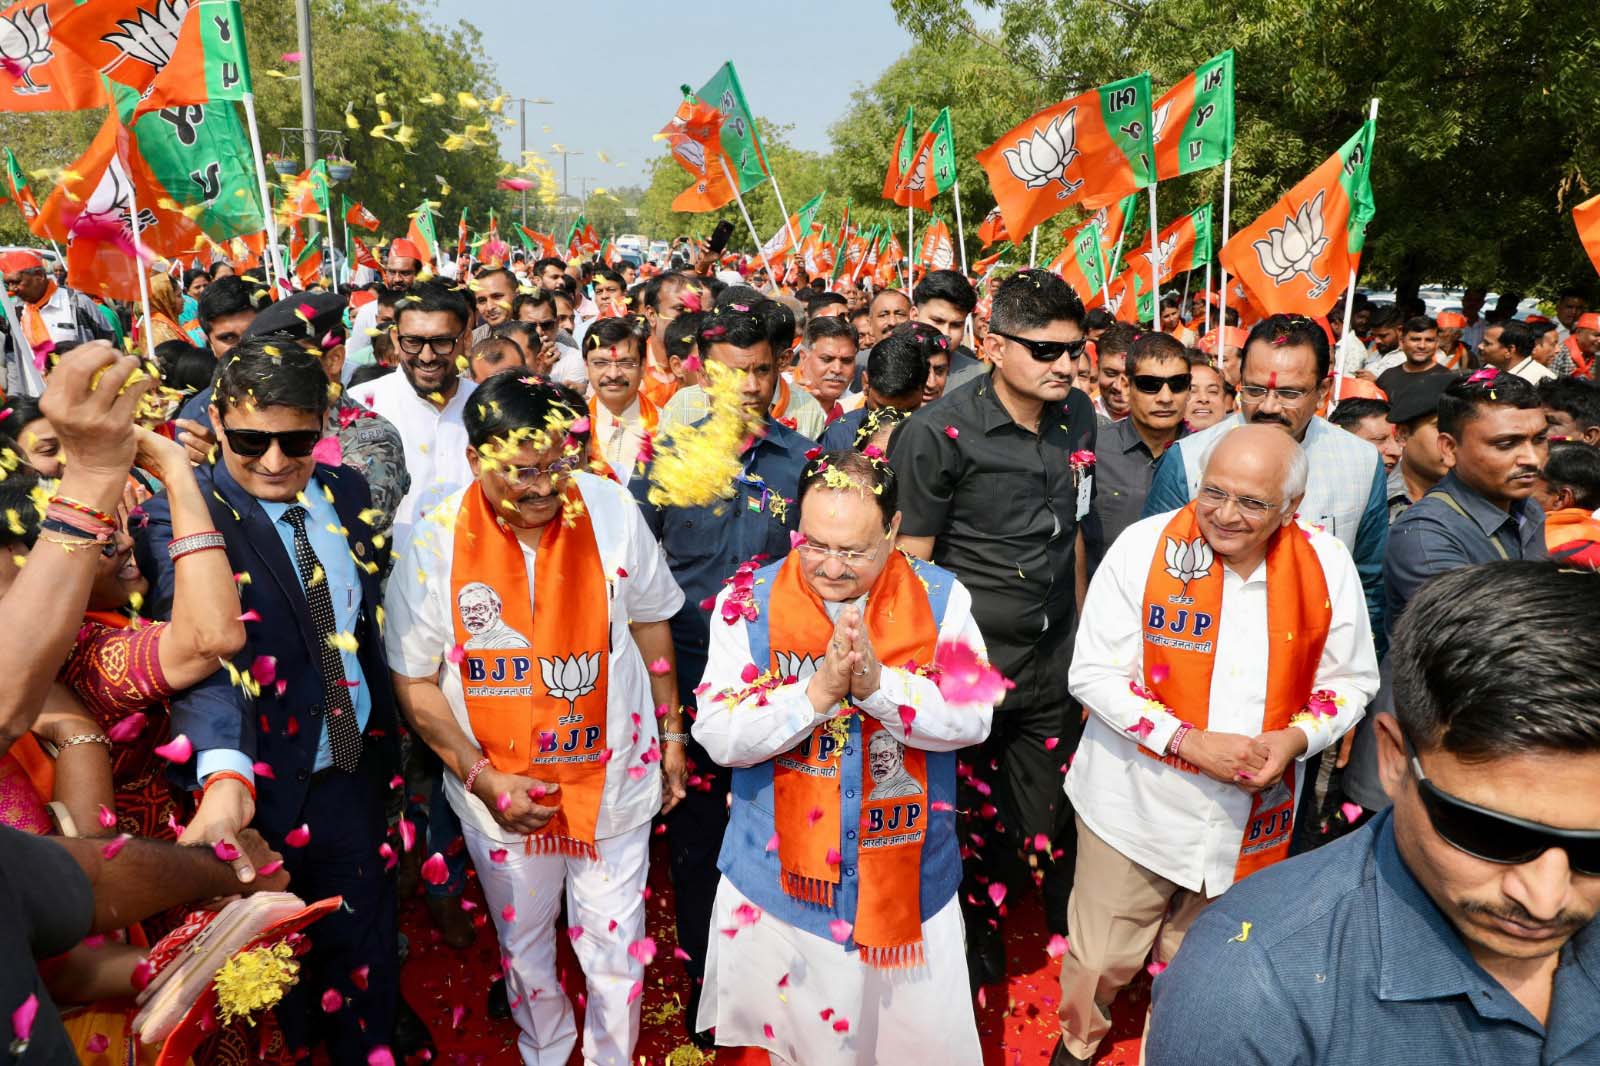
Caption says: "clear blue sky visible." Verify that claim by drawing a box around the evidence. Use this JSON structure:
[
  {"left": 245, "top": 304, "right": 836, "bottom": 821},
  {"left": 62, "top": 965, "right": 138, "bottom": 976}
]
[{"left": 426, "top": 0, "right": 915, "bottom": 196}]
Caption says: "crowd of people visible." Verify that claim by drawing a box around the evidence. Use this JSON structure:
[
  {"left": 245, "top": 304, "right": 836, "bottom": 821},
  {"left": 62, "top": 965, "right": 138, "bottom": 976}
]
[{"left": 0, "top": 234, "right": 1596, "bottom": 1066}]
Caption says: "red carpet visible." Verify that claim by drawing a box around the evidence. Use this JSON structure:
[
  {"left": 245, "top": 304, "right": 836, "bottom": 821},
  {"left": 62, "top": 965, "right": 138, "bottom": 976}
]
[{"left": 398, "top": 832, "right": 1149, "bottom": 1065}]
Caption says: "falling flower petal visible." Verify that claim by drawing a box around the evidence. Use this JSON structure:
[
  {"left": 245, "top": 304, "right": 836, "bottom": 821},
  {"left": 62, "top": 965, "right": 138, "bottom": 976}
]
[
  {"left": 85, "top": 1033, "right": 110, "bottom": 1053},
  {"left": 281, "top": 51, "right": 304, "bottom": 62},
  {"left": 627, "top": 936, "right": 657, "bottom": 965},
  {"left": 97, "top": 805, "right": 116, "bottom": 829},
  {"left": 647, "top": 658, "right": 670, "bottom": 675},
  {"left": 108, "top": 712, "right": 148, "bottom": 743},
  {"left": 1127, "top": 716, "right": 1155, "bottom": 740},
  {"left": 213, "top": 840, "right": 240, "bottom": 862},
  {"left": 1146, "top": 960, "right": 1168, "bottom": 977},
  {"left": 257, "top": 860, "right": 284, "bottom": 877},
  {"left": 12, "top": 994, "right": 37, "bottom": 1046},
  {"left": 1047, "top": 934, "right": 1070, "bottom": 959},
  {"left": 933, "top": 640, "right": 1014, "bottom": 704},
  {"left": 367, "top": 1048, "right": 395, "bottom": 1066},
  {"left": 154, "top": 734, "right": 194, "bottom": 764},
  {"left": 311, "top": 436, "right": 343, "bottom": 466},
  {"left": 285, "top": 824, "right": 311, "bottom": 847},
  {"left": 321, "top": 989, "right": 343, "bottom": 1012},
  {"left": 101, "top": 834, "right": 131, "bottom": 859},
  {"left": 420, "top": 853, "right": 448, "bottom": 885},
  {"left": 501, "top": 904, "right": 516, "bottom": 923},
  {"left": 987, "top": 882, "right": 1007, "bottom": 908},
  {"left": 897, "top": 704, "right": 916, "bottom": 738},
  {"left": 828, "top": 919, "right": 852, "bottom": 943},
  {"left": 943, "top": 425, "right": 959, "bottom": 439},
  {"left": 1339, "top": 802, "right": 1364, "bottom": 823},
  {"left": 489, "top": 847, "right": 508, "bottom": 863}
]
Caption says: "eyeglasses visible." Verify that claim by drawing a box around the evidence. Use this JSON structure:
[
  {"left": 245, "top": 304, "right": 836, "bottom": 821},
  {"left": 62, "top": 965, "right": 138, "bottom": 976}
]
[
  {"left": 1408, "top": 738, "right": 1600, "bottom": 875},
  {"left": 1237, "top": 383, "right": 1312, "bottom": 404},
  {"left": 395, "top": 333, "right": 461, "bottom": 357},
  {"left": 502, "top": 454, "right": 581, "bottom": 485},
  {"left": 1132, "top": 373, "right": 1192, "bottom": 395},
  {"left": 587, "top": 357, "right": 641, "bottom": 372},
  {"left": 796, "top": 541, "right": 881, "bottom": 567},
  {"left": 993, "top": 331, "right": 1086, "bottom": 363},
  {"left": 526, "top": 317, "right": 559, "bottom": 333},
  {"left": 1196, "top": 483, "right": 1278, "bottom": 519},
  {"left": 220, "top": 424, "right": 321, "bottom": 459}
]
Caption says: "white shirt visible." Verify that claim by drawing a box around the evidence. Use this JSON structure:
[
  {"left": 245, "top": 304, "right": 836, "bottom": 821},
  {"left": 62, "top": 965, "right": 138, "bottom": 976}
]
[
  {"left": 384, "top": 474, "right": 686, "bottom": 844},
  {"left": 549, "top": 342, "right": 586, "bottom": 390},
  {"left": 1065, "top": 511, "right": 1379, "bottom": 897},
  {"left": 693, "top": 577, "right": 995, "bottom": 769},
  {"left": 1333, "top": 332, "right": 1368, "bottom": 379},
  {"left": 351, "top": 371, "right": 477, "bottom": 563},
  {"left": 34, "top": 284, "right": 89, "bottom": 347},
  {"left": 1509, "top": 357, "right": 1556, "bottom": 384},
  {"left": 592, "top": 396, "right": 648, "bottom": 487}
]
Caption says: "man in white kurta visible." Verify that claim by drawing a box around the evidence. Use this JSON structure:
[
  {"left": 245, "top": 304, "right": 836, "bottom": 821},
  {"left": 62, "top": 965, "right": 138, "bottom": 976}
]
[
  {"left": 1052, "top": 425, "right": 1380, "bottom": 1065},
  {"left": 692, "top": 451, "right": 994, "bottom": 1066},
  {"left": 385, "top": 379, "right": 686, "bottom": 1066}
]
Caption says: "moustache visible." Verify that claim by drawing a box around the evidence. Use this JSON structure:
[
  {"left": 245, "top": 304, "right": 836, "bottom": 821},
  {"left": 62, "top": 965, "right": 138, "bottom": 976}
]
[
  {"left": 1460, "top": 899, "right": 1588, "bottom": 937},
  {"left": 1250, "top": 412, "right": 1293, "bottom": 427}
]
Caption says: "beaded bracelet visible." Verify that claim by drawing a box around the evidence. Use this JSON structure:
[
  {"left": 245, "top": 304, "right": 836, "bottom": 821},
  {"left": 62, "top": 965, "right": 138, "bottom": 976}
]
[
  {"left": 463, "top": 756, "right": 492, "bottom": 793},
  {"left": 58, "top": 732, "right": 111, "bottom": 750},
  {"left": 168, "top": 531, "right": 229, "bottom": 561},
  {"left": 50, "top": 495, "right": 116, "bottom": 529},
  {"left": 203, "top": 770, "right": 257, "bottom": 802}
]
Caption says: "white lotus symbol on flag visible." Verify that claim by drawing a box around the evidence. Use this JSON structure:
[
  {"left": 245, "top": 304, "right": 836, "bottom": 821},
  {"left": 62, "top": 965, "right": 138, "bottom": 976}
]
[
  {"left": 903, "top": 152, "right": 928, "bottom": 193},
  {"left": 1153, "top": 231, "right": 1179, "bottom": 279},
  {"left": 0, "top": 4, "right": 54, "bottom": 94},
  {"left": 1151, "top": 101, "right": 1173, "bottom": 146},
  {"left": 1106, "top": 288, "right": 1126, "bottom": 318},
  {"left": 76, "top": 159, "right": 155, "bottom": 243},
  {"left": 930, "top": 234, "right": 954, "bottom": 270},
  {"left": 102, "top": 0, "right": 189, "bottom": 72},
  {"left": 1002, "top": 108, "right": 1081, "bottom": 199},
  {"left": 1252, "top": 190, "right": 1332, "bottom": 298},
  {"left": 1163, "top": 535, "right": 1214, "bottom": 595},
  {"left": 775, "top": 652, "right": 823, "bottom": 682},
  {"left": 672, "top": 138, "right": 706, "bottom": 173},
  {"left": 540, "top": 652, "right": 601, "bottom": 714}
]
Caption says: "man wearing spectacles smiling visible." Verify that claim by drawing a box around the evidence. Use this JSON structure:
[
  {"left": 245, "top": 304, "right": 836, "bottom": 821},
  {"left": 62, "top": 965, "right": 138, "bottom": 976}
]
[{"left": 1148, "top": 562, "right": 1600, "bottom": 1066}]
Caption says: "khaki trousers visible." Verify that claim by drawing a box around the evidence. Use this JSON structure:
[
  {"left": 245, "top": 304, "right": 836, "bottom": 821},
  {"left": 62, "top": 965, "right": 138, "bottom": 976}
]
[{"left": 1056, "top": 816, "right": 1211, "bottom": 1061}]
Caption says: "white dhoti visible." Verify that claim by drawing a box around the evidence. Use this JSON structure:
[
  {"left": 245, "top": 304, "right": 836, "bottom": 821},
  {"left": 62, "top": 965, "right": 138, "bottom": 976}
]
[
  {"left": 697, "top": 876, "right": 981, "bottom": 1066},
  {"left": 462, "top": 820, "right": 650, "bottom": 1066}
]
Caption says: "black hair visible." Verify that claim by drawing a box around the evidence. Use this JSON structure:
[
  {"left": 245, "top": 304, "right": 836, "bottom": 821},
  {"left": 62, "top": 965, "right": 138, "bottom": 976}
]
[
  {"left": 155, "top": 340, "right": 217, "bottom": 395},
  {"left": 665, "top": 311, "right": 706, "bottom": 362},
  {"left": 532, "top": 256, "right": 567, "bottom": 277},
  {"left": 866, "top": 324, "right": 934, "bottom": 400},
  {"left": 1402, "top": 315, "right": 1437, "bottom": 335},
  {"left": 988, "top": 269, "right": 1084, "bottom": 336},
  {"left": 395, "top": 280, "right": 471, "bottom": 333},
  {"left": 797, "top": 449, "right": 897, "bottom": 527},
  {"left": 854, "top": 405, "right": 911, "bottom": 450},
  {"left": 182, "top": 267, "right": 209, "bottom": 292},
  {"left": 642, "top": 271, "right": 693, "bottom": 312},
  {"left": 1497, "top": 320, "right": 1536, "bottom": 360},
  {"left": 375, "top": 285, "right": 406, "bottom": 310},
  {"left": 583, "top": 316, "right": 646, "bottom": 356},
  {"left": 697, "top": 306, "right": 769, "bottom": 354},
  {"left": 1556, "top": 285, "right": 1588, "bottom": 302},
  {"left": 1436, "top": 371, "right": 1540, "bottom": 438},
  {"left": 1328, "top": 396, "right": 1392, "bottom": 430},
  {"left": 1391, "top": 561, "right": 1600, "bottom": 759},
  {"left": 197, "top": 274, "right": 267, "bottom": 331},
  {"left": 0, "top": 467, "right": 43, "bottom": 549},
  {"left": 1126, "top": 330, "right": 1187, "bottom": 376},
  {"left": 511, "top": 288, "right": 555, "bottom": 318},
  {"left": 0, "top": 394, "right": 45, "bottom": 436},
  {"left": 716, "top": 284, "right": 766, "bottom": 312},
  {"left": 1160, "top": 292, "right": 1182, "bottom": 311},
  {"left": 913, "top": 269, "right": 977, "bottom": 316},
  {"left": 868, "top": 288, "right": 911, "bottom": 313},
  {"left": 1368, "top": 306, "right": 1403, "bottom": 331},
  {"left": 1096, "top": 322, "right": 1138, "bottom": 359},
  {"left": 1543, "top": 441, "right": 1600, "bottom": 511},
  {"left": 208, "top": 259, "right": 234, "bottom": 279},
  {"left": 470, "top": 335, "right": 521, "bottom": 365},
  {"left": 348, "top": 364, "right": 394, "bottom": 389},
  {"left": 1537, "top": 376, "right": 1600, "bottom": 431},
  {"left": 212, "top": 336, "right": 330, "bottom": 418},
  {"left": 805, "top": 292, "right": 849, "bottom": 317},
  {"left": 463, "top": 371, "right": 583, "bottom": 450},
  {"left": 803, "top": 313, "right": 858, "bottom": 349},
  {"left": 1241, "top": 314, "right": 1332, "bottom": 381},
  {"left": 1083, "top": 307, "right": 1116, "bottom": 334},
  {"left": 475, "top": 266, "right": 517, "bottom": 290},
  {"left": 758, "top": 299, "right": 797, "bottom": 352},
  {"left": 592, "top": 267, "right": 627, "bottom": 292},
  {"left": 493, "top": 319, "right": 537, "bottom": 348}
]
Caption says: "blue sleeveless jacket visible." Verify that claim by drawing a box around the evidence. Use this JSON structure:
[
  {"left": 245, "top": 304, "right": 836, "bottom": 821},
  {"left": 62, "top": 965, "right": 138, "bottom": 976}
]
[{"left": 716, "top": 556, "right": 963, "bottom": 950}]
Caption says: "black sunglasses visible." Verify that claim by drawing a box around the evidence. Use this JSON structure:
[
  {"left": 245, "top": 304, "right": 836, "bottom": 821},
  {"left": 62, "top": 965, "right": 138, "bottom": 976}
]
[
  {"left": 1407, "top": 738, "right": 1600, "bottom": 875},
  {"left": 221, "top": 424, "right": 322, "bottom": 459},
  {"left": 1132, "top": 373, "right": 1192, "bottom": 395},
  {"left": 993, "top": 331, "right": 1086, "bottom": 363}
]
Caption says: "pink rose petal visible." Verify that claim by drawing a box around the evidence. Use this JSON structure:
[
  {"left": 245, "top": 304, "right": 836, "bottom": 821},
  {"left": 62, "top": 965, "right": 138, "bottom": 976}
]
[
  {"left": 153, "top": 734, "right": 194, "bottom": 764},
  {"left": 12, "top": 993, "right": 38, "bottom": 1044},
  {"left": 285, "top": 824, "right": 311, "bottom": 847},
  {"left": 321, "top": 988, "right": 343, "bottom": 1012},
  {"left": 420, "top": 852, "right": 448, "bottom": 885},
  {"left": 987, "top": 882, "right": 1007, "bottom": 908},
  {"left": 213, "top": 840, "right": 240, "bottom": 862},
  {"left": 828, "top": 918, "right": 852, "bottom": 943},
  {"left": 107, "top": 712, "right": 148, "bottom": 743},
  {"left": 1340, "top": 802, "right": 1364, "bottom": 823},
  {"left": 257, "top": 860, "right": 284, "bottom": 877},
  {"left": 1046, "top": 933, "right": 1070, "bottom": 959},
  {"left": 627, "top": 936, "right": 657, "bottom": 965}
]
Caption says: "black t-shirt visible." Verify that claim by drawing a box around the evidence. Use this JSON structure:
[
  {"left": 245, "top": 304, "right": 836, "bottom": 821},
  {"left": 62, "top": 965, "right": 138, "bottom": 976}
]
[
  {"left": 1376, "top": 363, "right": 1454, "bottom": 409},
  {"left": 0, "top": 826, "right": 94, "bottom": 1065}
]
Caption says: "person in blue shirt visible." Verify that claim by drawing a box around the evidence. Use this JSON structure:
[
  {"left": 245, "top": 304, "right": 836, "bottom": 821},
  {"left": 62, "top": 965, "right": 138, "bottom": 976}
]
[
  {"left": 1146, "top": 561, "right": 1600, "bottom": 1066},
  {"left": 631, "top": 303, "right": 813, "bottom": 1046}
]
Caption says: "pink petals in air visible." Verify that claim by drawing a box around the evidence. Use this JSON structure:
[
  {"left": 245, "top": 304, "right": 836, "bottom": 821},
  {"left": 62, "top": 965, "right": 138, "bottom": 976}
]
[
  {"left": 420, "top": 853, "right": 449, "bottom": 885},
  {"left": 1126, "top": 716, "right": 1156, "bottom": 740},
  {"left": 933, "top": 640, "right": 1014, "bottom": 704},
  {"left": 284, "top": 824, "right": 311, "bottom": 847},
  {"left": 828, "top": 918, "right": 853, "bottom": 943},
  {"left": 108, "top": 712, "right": 148, "bottom": 743},
  {"left": 153, "top": 734, "right": 194, "bottom": 764},
  {"left": 310, "top": 436, "right": 343, "bottom": 466},
  {"left": 498, "top": 177, "right": 536, "bottom": 191}
]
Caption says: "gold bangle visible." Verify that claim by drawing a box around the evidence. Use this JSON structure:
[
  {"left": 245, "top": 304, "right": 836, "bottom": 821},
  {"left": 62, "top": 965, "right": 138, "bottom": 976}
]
[{"left": 58, "top": 732, "right": 112, "bottom": 750}]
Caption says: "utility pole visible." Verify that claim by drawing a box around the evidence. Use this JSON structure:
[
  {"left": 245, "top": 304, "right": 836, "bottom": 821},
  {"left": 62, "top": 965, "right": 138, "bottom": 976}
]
[
  {"left": 554, "top": 147, "right": 584, "bottom": 198},
  {"left": 505, "top": 97, "right": 553, "bottom": 227},
  {"left": 295, "top": 0, "right": 319, "bottom": 238}
]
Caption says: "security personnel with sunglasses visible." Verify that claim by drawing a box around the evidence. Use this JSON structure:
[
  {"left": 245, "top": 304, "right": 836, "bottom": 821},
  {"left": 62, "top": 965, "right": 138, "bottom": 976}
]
[
  {"left": 889, "top": 269, "right": 1097, "bottom": 987},
  {"left": 1148, "top": 562, "right": 1600, "bottom": 1066},
  {"left": 134, "top": 337, "right": 403, "bottom": 1063}
]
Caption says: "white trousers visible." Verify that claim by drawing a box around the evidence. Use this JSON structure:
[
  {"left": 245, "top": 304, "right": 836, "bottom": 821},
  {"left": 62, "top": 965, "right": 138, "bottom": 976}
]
[
  {"left": 698, "top": 877, "right": 981, "bottom": 1066},
  {"left": 462, "top": 820, "right": 651, "bottom": 1066}
]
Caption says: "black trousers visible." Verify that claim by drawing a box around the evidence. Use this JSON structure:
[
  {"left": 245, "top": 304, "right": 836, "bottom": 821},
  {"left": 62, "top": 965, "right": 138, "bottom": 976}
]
[
  {"left": 665, "top": 736, "right": 731, "bottom": 993},
  {"left": 273, "top": 753, "right": 399, "bottom": 1062}
]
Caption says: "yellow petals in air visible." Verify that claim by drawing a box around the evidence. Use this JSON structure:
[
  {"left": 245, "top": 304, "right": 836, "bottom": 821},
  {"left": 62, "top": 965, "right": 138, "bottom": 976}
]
[
  {"left": 419, "top": 91, "right": 446, "bottom": 106},
  {"left": 1229, "top": 921, "right": 1253, "bottom": 943},
  {"left": 457, "top": 91, "right": 482, "bottom": 112},
  {"left": 327, "top": 631, "right": 359, "bottom": 654},
  {"left": 645, "top": 361, "right": 757, "bottom": 510}
]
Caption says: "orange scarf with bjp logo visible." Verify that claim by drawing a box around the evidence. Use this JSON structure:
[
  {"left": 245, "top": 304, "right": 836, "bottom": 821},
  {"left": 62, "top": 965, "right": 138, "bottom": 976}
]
[
  {"left": 450, "top": 480, "right": 610, "bottom": 857},
  {"left": 1140, "top": 501, "right": 1331, "bottom": 880},
  {"left": 766, "top": 550, "right": 937, "bottom": 967}
]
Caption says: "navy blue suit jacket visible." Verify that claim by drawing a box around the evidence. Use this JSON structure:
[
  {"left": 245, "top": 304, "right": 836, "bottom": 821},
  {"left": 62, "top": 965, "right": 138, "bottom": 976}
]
[{"left": 133, "top": 461, "right": 400, "bottom": 837}]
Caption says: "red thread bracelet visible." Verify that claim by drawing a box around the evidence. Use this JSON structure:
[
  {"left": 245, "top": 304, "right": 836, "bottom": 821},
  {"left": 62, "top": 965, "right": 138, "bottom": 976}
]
[{"left": 202, "top": 770, "right": 257, "bottom": 802}]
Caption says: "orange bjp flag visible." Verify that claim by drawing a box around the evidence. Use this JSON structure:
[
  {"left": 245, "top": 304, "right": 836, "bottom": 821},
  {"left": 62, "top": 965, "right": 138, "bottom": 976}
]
[
  {"left": 0, "top": 0, "right": 109, "bottom": 112},
  {"left": 976, "top": 74, "right": 1155, "bottom": 242},
  {"left": 659, "top": 90, "right": 736, "bottom": 213},
  {"left": 1575, "top": 192, "right": 1600, "bottom": 278},
  {"left": 345, "top": 200, "right": 381, "bottom": 232},
  {"left": 48, "top": 0, "right": 252, "bottom": 115},
  {"left": 977, "top": 205, "right": 1011, "bottom": 249}
]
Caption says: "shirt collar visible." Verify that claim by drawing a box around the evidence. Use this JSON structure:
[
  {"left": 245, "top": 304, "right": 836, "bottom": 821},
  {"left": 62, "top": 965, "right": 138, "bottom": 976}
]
[
  {"left": 1434, "top": 471, "right": 1530, "bottom": 535},
  {"left": 1386, "top": 463, "right": 1413, "bottom": 504},
  {"left": 974, "top": 374, "right": 1064, "bottom": 434},
  {"left": 259, "top": 476, "right": 326, "bottom": 525},
  {"left": 1111, "top": 416, "right": 1186, "bottom": 456}
]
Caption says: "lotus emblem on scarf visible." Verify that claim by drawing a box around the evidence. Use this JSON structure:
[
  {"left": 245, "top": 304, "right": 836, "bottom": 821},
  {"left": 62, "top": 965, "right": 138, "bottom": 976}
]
[
  {"left": 540, "top": 652, "right": 601, "bottom": 714},
  {"left": 102, "top": 0, "right": 189, "bottom": 72},
  {"left": 1251, "top": 190, "right": 1332, "bottom": 298},
  {"left": 1163, "top": 535, "right": 1214, "bottom": 595},
  {"left": 1002, "top": 108, "right": 1082, "bottom": 199},
  {"left": 774, "top": 652, "right": 823, "bottom": 682},
  {"left": 0, "top": 4, "right": 54, "bottom": 94}
]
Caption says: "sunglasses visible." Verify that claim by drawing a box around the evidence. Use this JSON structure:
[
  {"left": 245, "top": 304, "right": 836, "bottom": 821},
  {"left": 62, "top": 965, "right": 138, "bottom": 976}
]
[
  {"left": 1132, "top": 373, "right": 1192, "bottom": 395},
  {"left": 1408, "top": 739, "right": 1600, "bottom": 876},
  {"left": 221, "top": 424, "right": 322, "bottom": 459},
  {"left": 994, "top": 331, "right": 1086, "bottom": 363}
]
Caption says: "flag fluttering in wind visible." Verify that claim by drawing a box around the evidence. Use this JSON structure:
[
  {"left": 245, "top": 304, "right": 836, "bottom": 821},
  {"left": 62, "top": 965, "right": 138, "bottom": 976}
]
[
  {"left": 49, "top": 0, "right": 253, "bottom": 115},
  {"left": 0, "top": 0, "right": 109, "bottom": 111},
  {"left": 1099, "top": 265, "right": 1152, "bottom": 324},
  {"left": 343, "top": 196, "right": 380, "bottom": 232},
  {"left": 3, "top": 147, "right": 40, "bottom": 223},
  {"left": 351, "top": 234, "right": 380, "bottom": 270},
  {"left": 456, "top": 207, "right": 469, "bottom": 262},
  {"left": 977, "top": 74, "right": 1155, "bottom": 240},
  {"left": 1048, "top": 221, "right": 1109, "bottom": 303},
  {"left": 564, "top": 213, "right": 598, "bottom": 256},
  {"left": 1152, "top": 50, "right": 1235, "bottom": 181},
  {"left": 279, "top": 159, "right": 329, "bottom": 227},
  {"left": 1064, "top": 192, "right": 1137, "bottom": 280},
  {"left": 517, "top": 226, "right": 557, "bottom": 259},
  {"left": 898, "top": 107, "right": 957, "bottom": 211},
  {"left": 1219, "top": 119, "right": 1376, "bottom": 317},
  {"left": 882, "top": 105, "right": 914, "bottom": 202},
  {"left": 405, "top": 202, "right": 440, "bottom": 268},
  {"left": 658, "top": 90, "right": 735, "bottom": 213},
  {"left": 917, "top": 217, "right": 955, "bottom": 273},
  {"left": 1575, "top": 192, "right": 1600, "bottom": 278},
  {"left": 289, "top": 227, "right": 322, "bottom": 289},
  {"left": 977, "top": 205, "right": 1011, "bottom": 249},
  {"left": 1126, "top": 204, "right": 1214, "bottom": 288},
  {"left": 760, "top": 190, "right": 825, "bottom": 264},
  {"left": 695, "top": 62, "right": 768, "bottom": 194}
]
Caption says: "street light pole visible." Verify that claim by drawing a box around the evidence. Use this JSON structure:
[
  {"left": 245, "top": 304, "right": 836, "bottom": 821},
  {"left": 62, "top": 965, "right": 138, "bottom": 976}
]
[
  {"left": 519, "top": 98, "right": 527, "bottom": 226},
  {"left": 294, "top": 0, "right": 320, "bottom": 239}
]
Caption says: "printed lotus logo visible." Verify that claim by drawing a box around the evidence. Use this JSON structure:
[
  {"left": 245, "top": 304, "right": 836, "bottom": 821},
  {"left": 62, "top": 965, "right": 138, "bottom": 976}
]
[
  {"left": 540, "top": 653, "right": 601, "bottom": 713},
  {"left": 102, "top": 0, "right": 189, "bottom": 72},
  {"left": 1002, "top": 108, "right": 1081, "bottom": 199},
  {"left": 1153, "top": 231, "right": 1179, "bottom": 276},
  {"left": 671, "top": 138, "right": 706, "bottom": 172},
  {"left": 0, "top": 4, "right": 54, "bottom": 94},
  {"left": 1150, "top": 100, "right": 1173, "bottom": 146},
  {"left": 1164, "top": 535, "right": 1214, "bottom": 595},
  {"left": 774, "top": 652, "right": 822, "bottom": 682},
  {"left": 77, "top": 159, "right": 155, "bottom": 241},
  {"left": 1251, "top": 190, "right": 1332, "bottom": 298},
  {"left": 902, "top": 152, "right": 928, "bottom": 193},
  {"left": 928, "top": 234, "right": 954, "bottom": 270},
  {"left": 1105, "top": 287, "right": 1126, "bottom": 318}
]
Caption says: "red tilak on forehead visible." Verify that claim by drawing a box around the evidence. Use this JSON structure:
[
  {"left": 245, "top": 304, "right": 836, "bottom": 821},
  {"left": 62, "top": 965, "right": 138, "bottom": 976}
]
[{"left": 1268, "top": 372, "right": 1278, "bottom": 388}]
